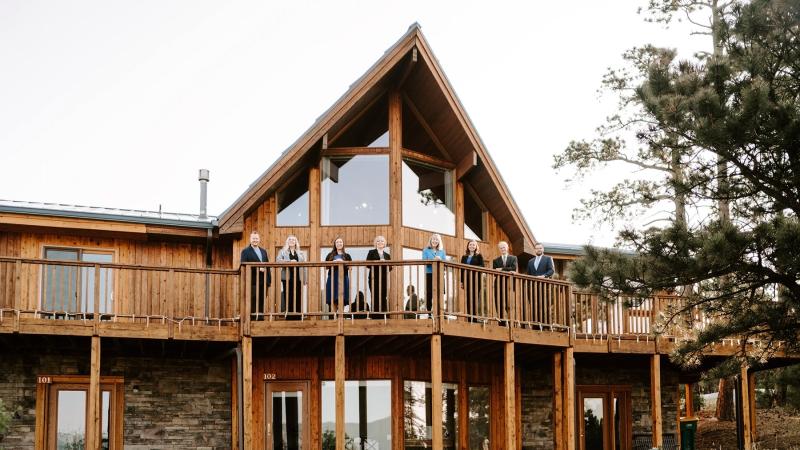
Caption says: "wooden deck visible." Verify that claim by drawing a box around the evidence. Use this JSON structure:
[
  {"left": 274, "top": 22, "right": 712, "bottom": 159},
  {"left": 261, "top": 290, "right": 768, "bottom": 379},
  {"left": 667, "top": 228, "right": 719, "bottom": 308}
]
[{"left": 0, "top": 256, "right": 792, "bottom": 358}]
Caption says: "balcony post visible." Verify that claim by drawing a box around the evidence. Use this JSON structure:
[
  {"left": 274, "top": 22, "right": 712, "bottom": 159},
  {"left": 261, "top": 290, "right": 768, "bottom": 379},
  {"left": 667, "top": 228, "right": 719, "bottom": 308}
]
[
  {"left": 563, "top": 348, "right": 575, "bottom": 450},
  {"left": 740, "top": 364, "right": 753, "bottom": 450},
  {"left": 651, "top": 354, "right": 663, "bottom": 448},
  {"left": 335, "top": 334, "right": 346, "bottom": 450},
  {"left": 504, "top": 341, "right": 517, "bottom": 449},
  {"left": 553, "top": 351, "right": 564, "bottom": 450},
  {"left": 242, "top": 336, "right": 253, "bottom": 450},
  {"left": 388, "top": 90, "right": 404, "bottom": 315},
  {"left": 431, "top": 334, "right": 443, "bottom": 450},
  {"left": 86, "top": 336, "right": 102, "bottom": 450}
]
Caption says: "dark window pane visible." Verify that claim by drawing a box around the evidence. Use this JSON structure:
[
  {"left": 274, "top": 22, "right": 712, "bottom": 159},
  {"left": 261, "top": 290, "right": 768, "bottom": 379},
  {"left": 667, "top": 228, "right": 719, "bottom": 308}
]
[
  {"left": 402, "top": 160, "right": 455, "bottom": 235},
  {"left": 583, "top": 397, "right": 604, "bottom": 450},
  {"left": 329, "top": 95, "right": 388, "bottom": 148},
  {"left": 404, "top": 381, "right": 458, "bottom": 449},
  {"left": 273, "top": 390, "right": 302, "bottom": 450},
  {"left": 463, "top": 189, "right": 484, "bottom": 241},
  {"left": 468, "top": 386, "right": 490, "bottom": 450},
  {"left": 322, "top": 155, "right": 389, "bottom": 226},
  {"left": 277, "top": 171, "right": 310, "bottom": 226},
  {"left": 44, "top": 249, "right": 79, "bottom": 312}
]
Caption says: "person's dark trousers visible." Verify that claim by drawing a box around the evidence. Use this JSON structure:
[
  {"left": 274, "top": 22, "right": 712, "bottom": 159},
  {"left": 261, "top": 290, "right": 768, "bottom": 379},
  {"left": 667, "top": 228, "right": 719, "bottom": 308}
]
[
  {"left": 370, "top": 272, "right": 389, "bottom": 318},
  {"left": 281, "top": 267, "right": 302, "bottom": 320}
]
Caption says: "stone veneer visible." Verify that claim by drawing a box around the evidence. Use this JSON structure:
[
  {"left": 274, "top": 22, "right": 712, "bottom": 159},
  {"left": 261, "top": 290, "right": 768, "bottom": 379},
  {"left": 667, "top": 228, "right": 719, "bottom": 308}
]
[{"left": 0, "top": 349, "right": 232, "bottom": 450}]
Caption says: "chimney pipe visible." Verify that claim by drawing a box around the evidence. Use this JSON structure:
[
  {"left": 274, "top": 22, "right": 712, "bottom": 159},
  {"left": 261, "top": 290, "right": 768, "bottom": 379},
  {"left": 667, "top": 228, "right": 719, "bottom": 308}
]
[{"left": 198, "top": 169, "right": 210, "bottom": 219}]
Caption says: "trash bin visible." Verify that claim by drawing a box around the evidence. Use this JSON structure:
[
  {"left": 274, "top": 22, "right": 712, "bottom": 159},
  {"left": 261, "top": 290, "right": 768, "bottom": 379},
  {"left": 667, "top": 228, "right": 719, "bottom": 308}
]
[{"left": 680, "top": 417, "right": 699, "bottom": 450}]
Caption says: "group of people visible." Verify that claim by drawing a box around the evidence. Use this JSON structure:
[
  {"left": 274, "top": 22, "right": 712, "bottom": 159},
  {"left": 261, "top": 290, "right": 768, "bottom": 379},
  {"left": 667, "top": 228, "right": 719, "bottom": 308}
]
[{"left": 241, "top": 230, "right": 554, "bottom": 320}]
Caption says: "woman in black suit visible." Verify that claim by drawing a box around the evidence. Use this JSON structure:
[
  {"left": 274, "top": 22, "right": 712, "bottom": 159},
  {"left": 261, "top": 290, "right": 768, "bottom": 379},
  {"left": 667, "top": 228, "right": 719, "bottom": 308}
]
[
  {"left": 325, "top": 237, "right": 352, "bottom": 311},
  {"left": 366, "top": 235, "right": 391, "bottom": 317},
  {"left": 460, "top": 240, "right": 484, "bottom": 320}
]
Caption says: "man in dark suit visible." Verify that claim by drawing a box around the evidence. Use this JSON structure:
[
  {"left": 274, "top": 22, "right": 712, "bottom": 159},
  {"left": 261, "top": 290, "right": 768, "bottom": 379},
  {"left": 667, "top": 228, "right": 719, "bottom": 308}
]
[
  {"left": 240, "top": 231, "right": 271, "bottom": 320},
  {"left": 527, "top": 243, "right": 555, "bottom": 278},
  {"left": 491, "top": 241, "right": 517, "bottom": 324}
]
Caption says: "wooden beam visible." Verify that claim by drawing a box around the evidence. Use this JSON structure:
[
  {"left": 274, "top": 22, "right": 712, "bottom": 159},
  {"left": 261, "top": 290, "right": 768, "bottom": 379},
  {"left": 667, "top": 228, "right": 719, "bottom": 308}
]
[
  {"left": 455, "top": 151, "right": 478, "bottom": 180},
  {"left": 741, "top": 364, "right": 752, "bottom": 450},
  {"left": 685, "top": 383, "right": 695, "bottom": 417},
  {"left": 401, "top": 148, "right": 455, "bottom": 169},
  {"left": 402, "top": 94, "right": 452, "bottom": 161},
  {"left": 504, "top": 342, "right": 517, "bottom": 450},
  {"left": 563, "top": 348, "right": 575, "bottom": 450},
  {"left": 309, "top": 166, "right": 321, "bottom": 315},
  {"left": 651, "top": 355, "right": 663, "bottom": 448},
  {"left": 336, "top": 335, "right": 346, "bottom": 450},
  {"left": 242, "top": 336, "right": 253, "bottom": 450},
  {"left": 394, "top": 47, "right": 418, "bottom": 89},
  {"left": 389, "top": 91, "right": 404, "bottom": 315},
  {"left": 431, "top": 334, "right": 443, "bottom": 450},
  {"left": 327, "top": 91, "right": 386, "bottom": 147},
  {"left": 553, "top": 352, "right": 564, "bottom": 450},
  {"left": 86, "top": 336, "right": 101, "bottom": 450},
  {"left": 748, "top": 370, "right": 757, "bottom": 443}
]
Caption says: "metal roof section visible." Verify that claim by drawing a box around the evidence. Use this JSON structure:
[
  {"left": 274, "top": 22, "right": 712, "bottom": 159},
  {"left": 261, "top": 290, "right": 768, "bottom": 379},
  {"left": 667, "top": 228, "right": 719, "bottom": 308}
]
[
  {"left": 0, "top": 199, "right": 217, "bottom": 229},
  {"left": 540, "top": 242, "right": 636, "bottom": 257}
]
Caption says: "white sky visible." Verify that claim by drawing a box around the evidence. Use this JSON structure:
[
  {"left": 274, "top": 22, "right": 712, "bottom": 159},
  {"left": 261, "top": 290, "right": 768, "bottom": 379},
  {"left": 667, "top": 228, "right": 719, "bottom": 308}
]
[{"left": 0, "top": 0, "right": 707, "bottom": 247}]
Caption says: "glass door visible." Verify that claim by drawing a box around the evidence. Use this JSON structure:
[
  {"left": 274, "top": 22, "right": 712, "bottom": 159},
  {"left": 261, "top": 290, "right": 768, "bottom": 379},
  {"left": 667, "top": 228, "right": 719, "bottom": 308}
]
[
  {"left": 578, "top": 387, "right": 631, "bottom": 450},
  {"left": 265, "top": 381, "right": 309, "bottom": 450}
]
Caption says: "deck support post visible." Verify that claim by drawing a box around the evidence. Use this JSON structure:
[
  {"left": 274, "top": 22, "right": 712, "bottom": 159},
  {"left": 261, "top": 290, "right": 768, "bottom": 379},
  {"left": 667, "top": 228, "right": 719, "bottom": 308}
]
[
  {"left": 388, "top": 90, "right": 403, "bottom": 314},
  {"left": 748, "top": 370, "right": 757, "bottom": 443},
  {"left": 741, "top": 364, "right": 753, "bottom": 450},
  {"left": 650, "top": 354, "right": 663, "bottom": 448},
  {"left": 553, "top": 351, "right": 564, "bottom": 450},
  {"left": 242, "top": 336, "right": 253, "bottom": 450},
  {"left": 563, "top": 348, "right": 575, "bottom": 450},
  {"left": 86, "top": 336, "right": 101, "bottom": 450},
  {"left": 504, "top": 342, "right": 517, "bottom": 450},
  {"left": 336, "top": 335, "right": 346, "bottom": 450},
  {"left": 431, "top": 334, "right": 443, "bottom": 450}
]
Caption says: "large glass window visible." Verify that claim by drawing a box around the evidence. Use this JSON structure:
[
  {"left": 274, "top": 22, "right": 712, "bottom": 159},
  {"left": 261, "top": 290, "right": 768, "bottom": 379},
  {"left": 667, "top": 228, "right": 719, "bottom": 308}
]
[
  {"left": 322, "top": 155, "right": 389, "bottom": 226},
  {"left": 463, "top": 188, "right": 485, "bottom": 241},
  {"left": 404, "top": 381, "right": 458, "bottom": 449},
  {"left": 321, "top": 380, "right": 392, "bottom": 450},
  {"left": 277, "top": 171, "right": 310, "bottom": 226},
  {"left": 402, "top": 159, "right": 455, "bottom": 235},
  {"left": 468, "top": 386, "right": 490, "bottom": 450},
  {"left": 43, "top": 248, "right": 113, "bottom": 315}
]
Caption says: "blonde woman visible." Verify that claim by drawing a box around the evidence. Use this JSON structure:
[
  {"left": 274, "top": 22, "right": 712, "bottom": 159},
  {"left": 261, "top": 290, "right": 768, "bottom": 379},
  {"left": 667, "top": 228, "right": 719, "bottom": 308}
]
[
  {"left": 276, "top": 235, "right": 307, "bottom": 319},
  {"left": 366, "top": 235, "right": 391, "bottom": 316},
  {"left": 421, "top": 233, "right": 446, "bottom": 307}
]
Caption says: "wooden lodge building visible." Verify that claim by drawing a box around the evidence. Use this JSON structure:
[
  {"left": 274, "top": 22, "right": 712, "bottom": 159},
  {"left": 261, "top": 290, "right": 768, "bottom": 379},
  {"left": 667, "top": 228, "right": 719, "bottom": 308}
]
[{"left": 0, "top": 25, "right": 791, "bottom": 450}]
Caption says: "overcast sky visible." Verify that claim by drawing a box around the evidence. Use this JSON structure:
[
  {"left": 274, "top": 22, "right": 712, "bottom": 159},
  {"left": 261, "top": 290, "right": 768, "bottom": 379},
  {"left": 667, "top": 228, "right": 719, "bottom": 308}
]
[{"left": 0, "top": 1, "right": 706, "bottom": 247}]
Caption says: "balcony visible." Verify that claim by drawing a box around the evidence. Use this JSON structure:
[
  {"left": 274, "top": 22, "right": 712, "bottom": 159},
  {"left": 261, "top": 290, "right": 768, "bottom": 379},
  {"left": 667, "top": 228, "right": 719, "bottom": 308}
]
[{"left": 0, "top": 256, "right": 725, "bottom": 353}]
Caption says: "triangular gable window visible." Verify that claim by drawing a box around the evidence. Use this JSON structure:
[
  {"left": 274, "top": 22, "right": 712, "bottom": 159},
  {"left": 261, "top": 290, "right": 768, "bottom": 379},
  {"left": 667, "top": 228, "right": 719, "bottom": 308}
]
[
  {"left": 402, "top": 100, "right": 448, "bottom": 161},
  {"left": 328, "top": 95, "right": 389, "bottom": 148}
]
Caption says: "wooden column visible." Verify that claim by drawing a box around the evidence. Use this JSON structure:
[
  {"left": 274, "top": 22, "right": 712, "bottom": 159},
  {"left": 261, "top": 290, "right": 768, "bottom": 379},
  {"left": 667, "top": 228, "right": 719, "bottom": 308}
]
[
  {"left": 650, "top": 355, "right": 663, "bottom": 448},
  {"left": 309, "top": 165, "right": 321, "bottom": 314},
  {"left": 431, "top": 335, "right": 443, "bottom": 450},
  {"left": 503, "top": 342, "right": 517, "bottom": 450},
  {"left": 685, "top": 383, "right": 695, "bottom": 417},
  {"left": 563, "top": 348, "right": 575, "bottom": 450},
  {"left": 741, "top": 364, "right": 753, "bottom": 450},
  {"left": 455, "top": 182, "right": 464, "bottom": 241},
  {"left": 336, "top": 335, "right": 346, "bottom": 450},
  {"left": 553, "top": 352, "right": 564, "bottom": 450},
  {"left": 748, "top": 371, "right": 757, "bottom": 443},
  {"left": 388, "top": 90, "right": 404, "bottom": 313},
  {"left": 86, "top": 336, "right": 101, "bottom": 450},
  {"left": 242, "top": 336, "right": 253, "bottom": 450}
]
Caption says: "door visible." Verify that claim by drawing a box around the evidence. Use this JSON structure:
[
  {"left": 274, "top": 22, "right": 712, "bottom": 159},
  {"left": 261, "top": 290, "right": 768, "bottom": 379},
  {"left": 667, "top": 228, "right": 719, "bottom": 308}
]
[
  {"left": 265, "top": 381, "right": 309, "bottom": 450},
  {"left": 578, "top": 387, "right": 631, "bottom": 450}
]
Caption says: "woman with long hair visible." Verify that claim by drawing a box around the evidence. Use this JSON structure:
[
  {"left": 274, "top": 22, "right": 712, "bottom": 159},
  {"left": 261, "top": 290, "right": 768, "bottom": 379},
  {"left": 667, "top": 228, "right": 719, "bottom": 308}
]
[
  {"left": 421, "top": 233, "right": 446, "bottom": 309},
  {"left": 276, "top": 235, "right": 306, "bottom": 319},
  {"left": 324, "top": 237, "right": 352, "bottom": 311},
  {"left": 366, "top": 235, "right": 391, "bottom": 317},
  {"left": 460, "top": 239, "right": 484, "bottom": 320}
]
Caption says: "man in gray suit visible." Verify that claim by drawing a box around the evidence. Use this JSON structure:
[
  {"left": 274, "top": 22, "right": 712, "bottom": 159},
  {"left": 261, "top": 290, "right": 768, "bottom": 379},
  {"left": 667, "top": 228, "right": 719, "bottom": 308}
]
[
  {"left": 527, "top": 243, "right": 555, "bottom": 278},
  {"left": 491, "top": 241, "right": 517, "bottom": 324}
]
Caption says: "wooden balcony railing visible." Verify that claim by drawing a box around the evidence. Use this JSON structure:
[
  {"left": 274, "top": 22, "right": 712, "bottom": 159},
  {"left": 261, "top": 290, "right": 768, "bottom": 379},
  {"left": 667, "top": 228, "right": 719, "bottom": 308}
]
[{"left": 0, "top": 256, "right": 715, "bottom": 342}]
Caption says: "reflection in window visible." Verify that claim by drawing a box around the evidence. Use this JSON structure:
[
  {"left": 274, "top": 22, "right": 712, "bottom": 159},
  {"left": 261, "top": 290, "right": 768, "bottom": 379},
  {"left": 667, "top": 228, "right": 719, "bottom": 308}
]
[
  {"left": 277, "top": 171, "right": 309, "bottom": 226},
  {"left": 463, "top": 188, "right": 485, "bottom": 241},
  {"left": 54, "top": 389, "right": 111, "bottom": 449},
  {"left": 321, "top": 380, "right": 392, "bottom": 450},
  {"left": 583, "top": 397, "right": 604, "bottom": 450},
  {"left": 322, "top": 155, "right": 389, "bottom": 226},
  {"left": 404, "top": 381, "right": 458, "bottom": 450},
  {"left": 402, "top": 159, "right": 455, "bottom": 235},
  {"left": 43, "top": 248, "right": 113, "bottom": 315},
  {"left": 272, "top": 390, "right": 302, "bottom": 450},
  {"left": 468, "top": 386, "right": 490, "bottom": 450}
]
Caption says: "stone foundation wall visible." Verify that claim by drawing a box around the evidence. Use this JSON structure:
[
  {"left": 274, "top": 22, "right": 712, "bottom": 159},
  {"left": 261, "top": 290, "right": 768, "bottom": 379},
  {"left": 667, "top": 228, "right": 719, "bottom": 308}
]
[
  {"left": 520, "top": 364, "right": 555, "bottom": 450},
  {"left": 0, "top": 349, "right": 233, "bottom": 450}
]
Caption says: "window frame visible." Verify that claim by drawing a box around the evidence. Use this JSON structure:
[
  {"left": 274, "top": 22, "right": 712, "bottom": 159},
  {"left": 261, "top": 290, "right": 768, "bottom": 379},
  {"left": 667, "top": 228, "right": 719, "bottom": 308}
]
[
  {"left": 401, "top": 156, "right": 457, "bottom": 237},
  {"left": 320, "top": 153, "right": 391, "bottom": 227},
  {"left": 35, "top": 374, "right": 124, "bottom": 450},
  {"left": 40, "top": 245, "right": 116, "bottom": 315}
]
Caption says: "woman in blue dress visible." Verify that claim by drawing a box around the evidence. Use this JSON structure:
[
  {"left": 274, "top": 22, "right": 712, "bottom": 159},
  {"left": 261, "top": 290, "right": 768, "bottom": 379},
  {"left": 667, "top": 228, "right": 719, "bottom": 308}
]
[
  {"left": 421, "top": 233, "right": 446, "bottom": 309},
  {"left": 324, "top": 237, "right": 352, "bottom": 311}
]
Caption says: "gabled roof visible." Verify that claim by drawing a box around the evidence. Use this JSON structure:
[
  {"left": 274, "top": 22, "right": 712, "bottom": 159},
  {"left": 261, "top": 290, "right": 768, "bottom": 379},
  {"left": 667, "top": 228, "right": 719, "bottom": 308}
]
[{"left": 218, "top": 24, "right": 537, "bottom": 254}]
